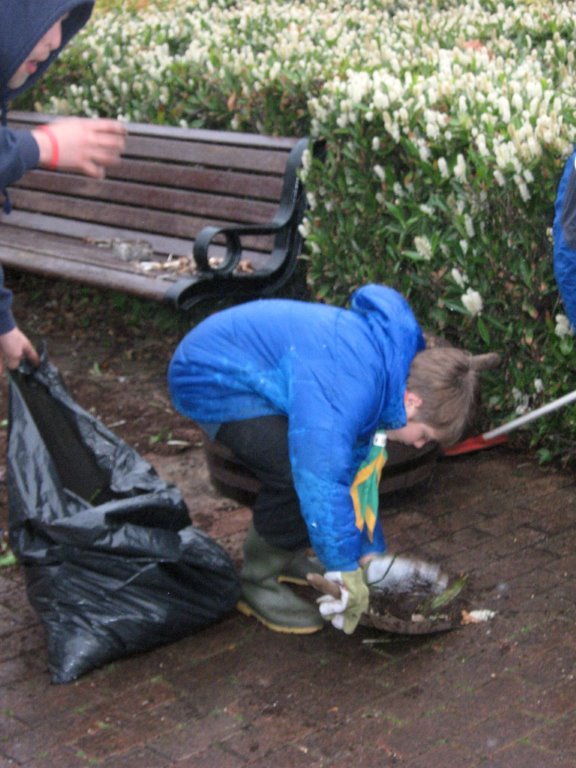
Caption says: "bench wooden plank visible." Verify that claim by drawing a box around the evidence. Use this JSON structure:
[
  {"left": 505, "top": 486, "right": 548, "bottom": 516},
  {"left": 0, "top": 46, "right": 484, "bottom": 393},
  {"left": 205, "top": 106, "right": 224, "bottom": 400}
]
[
  {"left": 12, "top": 173, "right": 280, "bottom": 223},
  {"left": 0, "top": 220, "right": 264, "bottom": 267},
  {"left": 106, "top": 161, "right": 284, "bottom": 200}
]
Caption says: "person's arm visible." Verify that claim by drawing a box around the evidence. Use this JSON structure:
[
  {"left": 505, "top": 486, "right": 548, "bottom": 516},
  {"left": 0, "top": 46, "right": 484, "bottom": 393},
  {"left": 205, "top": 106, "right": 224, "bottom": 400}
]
[
  {"left": 0, "top": 126, "right": 39, "bottom": 189},
  {"left": 1, "top": 117, "right": 126, "bottom": 198},
  {"left": 0, "top": 326, "right": 39, "bottom": 372},
  {"left": 31, "top": 117, "right": 126, "bottom": 179},
  {"left": 0, "top": 276, "right": 39, "bottom": 372},
  {"left": 286, "top": 360, "right": 383, "bottom": 572}
]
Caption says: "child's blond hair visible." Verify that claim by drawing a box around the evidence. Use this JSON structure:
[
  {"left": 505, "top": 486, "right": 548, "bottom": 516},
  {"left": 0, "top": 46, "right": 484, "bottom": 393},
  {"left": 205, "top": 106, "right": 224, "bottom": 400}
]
[{"left": 407, "top": 347, "right": 480, "bottom": 447}]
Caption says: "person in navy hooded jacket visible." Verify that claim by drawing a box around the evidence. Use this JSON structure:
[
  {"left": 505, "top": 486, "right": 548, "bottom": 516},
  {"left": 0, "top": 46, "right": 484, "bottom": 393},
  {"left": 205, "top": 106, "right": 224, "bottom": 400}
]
[
  {"left": 0, "top": 0, "right": 125, "bottom": 372},
  {"left": 169, "top": 284, "right": 480, "bottom": 635}
]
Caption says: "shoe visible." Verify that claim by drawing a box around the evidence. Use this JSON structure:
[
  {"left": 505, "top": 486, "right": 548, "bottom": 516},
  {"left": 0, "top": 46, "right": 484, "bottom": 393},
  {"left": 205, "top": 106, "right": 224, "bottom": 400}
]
[{"left": 238, "top": 524, "right": 324, "bottom": 634}]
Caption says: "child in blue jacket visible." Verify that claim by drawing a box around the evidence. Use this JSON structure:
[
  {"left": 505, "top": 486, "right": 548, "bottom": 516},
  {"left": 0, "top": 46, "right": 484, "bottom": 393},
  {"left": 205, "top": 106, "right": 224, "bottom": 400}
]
[
  {"left": 169, "top": 284, "right": 479, "bottom": 635},
  {"left": 0, "top": 0, "right": 126, "bottom": 373}
]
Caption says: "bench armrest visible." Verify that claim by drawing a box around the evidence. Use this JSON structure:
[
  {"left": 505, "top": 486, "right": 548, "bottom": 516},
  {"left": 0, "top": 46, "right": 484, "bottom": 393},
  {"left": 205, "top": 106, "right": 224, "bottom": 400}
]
[{"left": 193, "top": 137, "right": 310, "bottom": 275}]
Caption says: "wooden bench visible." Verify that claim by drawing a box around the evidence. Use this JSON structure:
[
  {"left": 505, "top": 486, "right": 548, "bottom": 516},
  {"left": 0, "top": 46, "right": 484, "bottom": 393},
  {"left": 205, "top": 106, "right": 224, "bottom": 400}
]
[{"left": 0, "top": 111, "right": 310, "bottom": 312}]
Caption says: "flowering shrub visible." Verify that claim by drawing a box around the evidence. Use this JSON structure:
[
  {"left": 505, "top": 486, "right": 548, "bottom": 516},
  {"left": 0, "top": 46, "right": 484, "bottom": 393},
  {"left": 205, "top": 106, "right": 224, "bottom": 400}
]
[{"left": 20, "top": 0, "right": 576, "bottom": 463}]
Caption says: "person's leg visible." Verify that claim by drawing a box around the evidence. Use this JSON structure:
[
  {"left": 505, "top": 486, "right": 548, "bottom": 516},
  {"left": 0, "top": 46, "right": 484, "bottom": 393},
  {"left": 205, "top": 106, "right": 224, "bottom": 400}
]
[
  {"left": 216, "top": 415, "right": 308, "bottom": 548},
  {"left": 215, "top": 416, "right": 324, "bottom": 633}
]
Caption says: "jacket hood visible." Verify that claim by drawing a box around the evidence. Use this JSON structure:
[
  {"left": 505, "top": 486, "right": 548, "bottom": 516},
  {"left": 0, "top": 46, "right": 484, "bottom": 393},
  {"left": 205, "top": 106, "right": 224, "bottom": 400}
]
[
  {"left": 0, "top": 0, "right": 94, "bottom": 103},
  {"left": 349, "top": 284, "right": 425, "bottom": 427}
]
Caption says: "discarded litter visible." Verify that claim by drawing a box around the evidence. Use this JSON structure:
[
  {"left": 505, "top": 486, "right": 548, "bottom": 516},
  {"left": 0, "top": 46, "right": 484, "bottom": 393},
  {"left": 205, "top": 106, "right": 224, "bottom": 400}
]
[{"left": 461, "top": 609, "right": 497, "bottom": 624}]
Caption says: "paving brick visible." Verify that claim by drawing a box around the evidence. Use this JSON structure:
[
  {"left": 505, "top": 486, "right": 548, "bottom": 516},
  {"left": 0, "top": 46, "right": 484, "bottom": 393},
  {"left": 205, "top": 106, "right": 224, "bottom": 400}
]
[{"left": 476, "top": 742, "right": 576, "bottom": 768}]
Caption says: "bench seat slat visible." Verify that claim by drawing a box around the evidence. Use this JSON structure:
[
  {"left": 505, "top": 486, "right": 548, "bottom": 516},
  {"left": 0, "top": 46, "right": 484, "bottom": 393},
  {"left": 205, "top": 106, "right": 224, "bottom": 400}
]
[
  {"left": 0, "top": 226, "right": 273, "bottom": 291},
  {"left": 0, "top": 215, "right": 276, "bottom": 268}
]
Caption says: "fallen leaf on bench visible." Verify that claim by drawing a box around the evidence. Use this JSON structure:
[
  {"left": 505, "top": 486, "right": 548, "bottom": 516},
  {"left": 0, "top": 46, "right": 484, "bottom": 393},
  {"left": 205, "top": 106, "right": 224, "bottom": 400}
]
[
  {"left": 236, "top": 259, "right": 254, "bottom": 273},
  {"left": 138, "top": 257, "right": 194, "bottom": 274},
  {"left": 208, "top": 257, "right": 254, "bottom": 273}
]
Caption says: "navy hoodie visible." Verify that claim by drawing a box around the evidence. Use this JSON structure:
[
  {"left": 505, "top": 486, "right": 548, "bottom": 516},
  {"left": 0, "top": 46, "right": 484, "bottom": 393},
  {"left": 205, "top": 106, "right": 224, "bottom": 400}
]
[{"left": 0, "top": 0, "right": 94, "bottom": 333}]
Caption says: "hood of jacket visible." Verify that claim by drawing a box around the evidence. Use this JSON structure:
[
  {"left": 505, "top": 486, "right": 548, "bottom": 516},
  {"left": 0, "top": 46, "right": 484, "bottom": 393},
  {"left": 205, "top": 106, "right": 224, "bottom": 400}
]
[
  {"left": 349, "top": 284, "right": 426, "bottom": 429},
  {"left": 0, "top": 0, "right": 94, "bottom": 106}
]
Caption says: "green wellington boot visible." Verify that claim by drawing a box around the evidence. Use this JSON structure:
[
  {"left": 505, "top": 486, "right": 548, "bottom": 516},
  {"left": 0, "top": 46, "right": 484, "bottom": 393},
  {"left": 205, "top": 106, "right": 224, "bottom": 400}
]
[
  {"left": 237, "top": 524, "right": 325, "bottom": 634},
  {"left": 277, "top": 547, "right": 324, "bottom": 586}
]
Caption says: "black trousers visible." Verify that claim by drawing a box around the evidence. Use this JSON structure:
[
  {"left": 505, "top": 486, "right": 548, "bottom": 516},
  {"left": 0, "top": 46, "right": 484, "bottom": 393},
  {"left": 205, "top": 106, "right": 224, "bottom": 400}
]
[{"left": 215, "top": 416, "right": 310, "bottom": 552}]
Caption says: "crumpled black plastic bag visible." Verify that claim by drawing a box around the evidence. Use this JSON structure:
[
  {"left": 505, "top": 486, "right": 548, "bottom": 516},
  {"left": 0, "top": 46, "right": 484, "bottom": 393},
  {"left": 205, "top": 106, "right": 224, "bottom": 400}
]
[{"left": 7, "top": 354, "right": 241, "bottom": 684}]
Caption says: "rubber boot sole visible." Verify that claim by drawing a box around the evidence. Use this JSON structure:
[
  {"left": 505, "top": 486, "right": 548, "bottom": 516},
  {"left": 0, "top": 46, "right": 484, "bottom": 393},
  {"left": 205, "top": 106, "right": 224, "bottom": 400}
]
[{"left": 236, "top": 600, "right": 324, "bottom": 634}]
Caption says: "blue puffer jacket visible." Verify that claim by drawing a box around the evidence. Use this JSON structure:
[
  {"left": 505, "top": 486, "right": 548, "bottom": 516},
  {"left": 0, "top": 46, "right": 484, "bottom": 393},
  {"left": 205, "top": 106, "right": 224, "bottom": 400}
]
[
  {"left": 553, "top": 148, "right": 576, "bottom": 330},
  {"left": 168, "top": 284, "right": 425, "bottom": 571},
  {"left": 0, "top": 0, "right": 94, "bottom": 334}
]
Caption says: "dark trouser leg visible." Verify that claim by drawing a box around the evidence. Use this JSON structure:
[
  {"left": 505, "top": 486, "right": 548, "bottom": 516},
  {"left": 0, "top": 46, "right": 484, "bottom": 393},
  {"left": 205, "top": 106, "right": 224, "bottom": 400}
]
[
  {"left": 214, "top": 416, "right": 324, "bottom": 633},
  {"left": 215, "top": 415, "right": 309, "bottom": 551}
]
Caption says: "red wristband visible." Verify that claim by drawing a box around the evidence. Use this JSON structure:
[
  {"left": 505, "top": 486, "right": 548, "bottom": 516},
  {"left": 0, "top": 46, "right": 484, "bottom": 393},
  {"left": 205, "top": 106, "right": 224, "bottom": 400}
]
[{"left": 37, "top": 125, "right": 60, "bottom": 170}]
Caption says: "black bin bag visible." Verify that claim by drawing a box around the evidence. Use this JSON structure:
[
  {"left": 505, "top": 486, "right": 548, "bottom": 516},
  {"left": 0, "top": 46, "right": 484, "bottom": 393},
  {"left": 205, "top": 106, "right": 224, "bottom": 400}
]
[{"left": 7, "top": 355, "right": 241, "bottom": 684}]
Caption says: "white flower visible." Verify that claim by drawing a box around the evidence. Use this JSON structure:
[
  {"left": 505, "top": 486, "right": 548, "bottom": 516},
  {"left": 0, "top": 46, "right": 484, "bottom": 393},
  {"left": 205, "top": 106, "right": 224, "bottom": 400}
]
[
  {"left": 512, "top": 387, "right": 530, "bottom": 416},
  {"left": 534, "top": 379, "right": 544, "bottom": 394},
  {"left": 451, "top": 268, "right": 467, "bottom": 288},
  {"left": 555, "top": 314, "right": 573, "bottom": 338},
  {"left": 438, "top": 157, "right": 449, "bottom": 179},
  {"left": 373, "top": 164, "right": 386, "bottom": 181},
  {"left": 461, "top": 288, "right": 483, "bottom": 316},
  {"left": 414, "top": 235, "right": 433, "bottom": 261},
  {"left": 454, "top": 154, "right": 467, "bottom": 183},
  {"left": 498, "top": 96, "right": 511, "bottom": 124},
  {"left": 298, "top": 218, "right": 311, "bottom": 238}
]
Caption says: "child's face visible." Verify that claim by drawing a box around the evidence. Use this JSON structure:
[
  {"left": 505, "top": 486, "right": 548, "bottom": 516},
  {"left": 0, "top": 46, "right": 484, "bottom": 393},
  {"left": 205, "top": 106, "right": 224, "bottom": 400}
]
[
  {"left": 386, "top": 420, "right": 439, "bottom": 449},
  {"left": 8, "top": 17, "right": 65, "bottom": 90},
  {"left": 386, "top": 390, "right": 439, "bottom": 448}
]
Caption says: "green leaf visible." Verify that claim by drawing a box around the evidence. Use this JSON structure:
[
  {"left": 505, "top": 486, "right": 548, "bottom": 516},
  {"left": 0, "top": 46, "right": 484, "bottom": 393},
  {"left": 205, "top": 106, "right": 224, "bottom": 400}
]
[{"left": 477, "top": 316, "right": 491, "bottom": 344}]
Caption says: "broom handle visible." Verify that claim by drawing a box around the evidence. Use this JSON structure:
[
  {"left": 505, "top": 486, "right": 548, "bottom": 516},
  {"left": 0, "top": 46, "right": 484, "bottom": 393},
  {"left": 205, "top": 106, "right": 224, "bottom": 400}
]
[{"left": 483, "top": 390, "right": 576, "bottom": 439}]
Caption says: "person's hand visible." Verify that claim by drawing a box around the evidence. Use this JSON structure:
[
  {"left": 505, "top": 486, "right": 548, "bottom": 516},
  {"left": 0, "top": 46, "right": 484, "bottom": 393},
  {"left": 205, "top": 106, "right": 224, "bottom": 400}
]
[
  {"left": 33, "top": 117, "right": 126, "bottom": 179},
  {"left": 0, "top": 328, "right": 40, "bottom": 373},
  {"left": 317, "top": 568, "right": 369, "bottom": 634},
  {"left": 363, "top": 554, "right": 448, "bottom": 596}
]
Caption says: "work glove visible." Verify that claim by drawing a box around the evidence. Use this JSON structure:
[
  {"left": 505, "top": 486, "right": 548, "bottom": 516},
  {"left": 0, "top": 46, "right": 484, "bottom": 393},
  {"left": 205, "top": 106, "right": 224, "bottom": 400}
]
[
  {"left": 317, "top": 568, "right": 370, "bottom": 635},
  {"left": 364, "top": 554, "right": 448, "bottom": 596}
]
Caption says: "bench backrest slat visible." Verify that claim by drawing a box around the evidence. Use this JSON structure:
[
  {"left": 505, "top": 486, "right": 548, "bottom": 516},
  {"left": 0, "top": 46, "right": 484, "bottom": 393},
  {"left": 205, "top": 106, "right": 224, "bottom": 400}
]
[{"left": 13, "top": 173, "right": 280, "bottom": 223}]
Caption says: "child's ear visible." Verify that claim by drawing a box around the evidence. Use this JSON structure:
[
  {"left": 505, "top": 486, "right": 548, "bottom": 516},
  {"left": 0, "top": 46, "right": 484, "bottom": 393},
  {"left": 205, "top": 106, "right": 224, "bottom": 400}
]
[{"left": 404, "top": 390, "right": 423, "bottom": 418}]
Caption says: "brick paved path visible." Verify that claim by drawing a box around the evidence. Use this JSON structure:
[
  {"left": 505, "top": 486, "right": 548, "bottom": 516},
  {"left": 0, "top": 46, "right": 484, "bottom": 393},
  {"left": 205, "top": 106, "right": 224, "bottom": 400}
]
[{"left": 1, "top": 447, "right": 575, "bottom": 767}]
